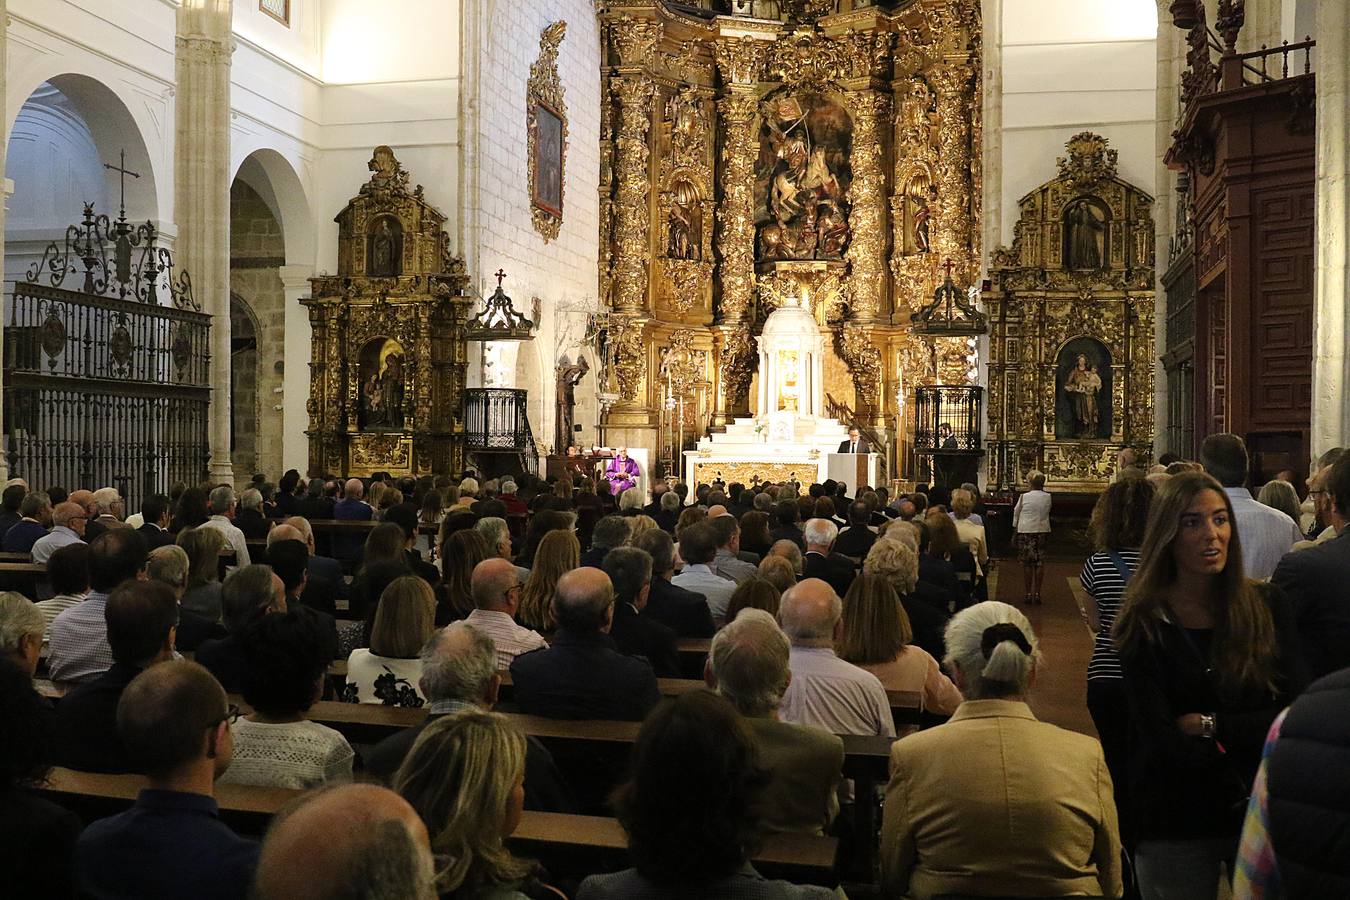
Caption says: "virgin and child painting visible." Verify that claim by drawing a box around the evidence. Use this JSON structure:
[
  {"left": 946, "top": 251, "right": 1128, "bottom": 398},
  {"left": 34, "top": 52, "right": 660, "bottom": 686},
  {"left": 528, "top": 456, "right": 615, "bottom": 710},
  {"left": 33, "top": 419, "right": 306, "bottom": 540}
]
[
  {"left": 1055, "top": 338, "right": 1112, "bottom": 440},
  {"left": 358, "top": 338, "right": 407, "bottom": 431}
]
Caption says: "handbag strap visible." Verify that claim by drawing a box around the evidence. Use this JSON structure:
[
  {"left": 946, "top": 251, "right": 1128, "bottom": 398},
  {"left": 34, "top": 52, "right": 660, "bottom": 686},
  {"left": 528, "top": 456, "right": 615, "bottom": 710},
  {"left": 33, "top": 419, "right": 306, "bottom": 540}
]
[{"left": 1106, "top": 550, "right": 1134, "bottom": 585}]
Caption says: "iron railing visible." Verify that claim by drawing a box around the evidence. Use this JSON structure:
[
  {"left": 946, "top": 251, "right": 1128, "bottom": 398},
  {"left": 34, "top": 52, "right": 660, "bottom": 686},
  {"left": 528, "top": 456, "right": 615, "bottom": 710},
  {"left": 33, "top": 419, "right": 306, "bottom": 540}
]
[
  {"left": 4, "top": 201, "right": 210, "bottom": 511},
  {"left": 914, "top": 385, "right": 984, "bottom": 454}
]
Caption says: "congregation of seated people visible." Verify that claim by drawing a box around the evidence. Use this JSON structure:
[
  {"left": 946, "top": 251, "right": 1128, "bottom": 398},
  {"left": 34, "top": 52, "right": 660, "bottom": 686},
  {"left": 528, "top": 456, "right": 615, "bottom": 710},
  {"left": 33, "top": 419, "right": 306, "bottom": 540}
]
[{"left": 2, "top": 442, "right": 1349, "bottom": 898}]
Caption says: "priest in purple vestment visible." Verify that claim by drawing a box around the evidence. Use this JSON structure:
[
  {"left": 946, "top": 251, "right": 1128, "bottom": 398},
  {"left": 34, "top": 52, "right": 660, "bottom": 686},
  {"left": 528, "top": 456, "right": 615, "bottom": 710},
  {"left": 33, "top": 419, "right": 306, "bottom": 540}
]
[{"left": 604, "top": 448, "right": 640, "bottom": 495}]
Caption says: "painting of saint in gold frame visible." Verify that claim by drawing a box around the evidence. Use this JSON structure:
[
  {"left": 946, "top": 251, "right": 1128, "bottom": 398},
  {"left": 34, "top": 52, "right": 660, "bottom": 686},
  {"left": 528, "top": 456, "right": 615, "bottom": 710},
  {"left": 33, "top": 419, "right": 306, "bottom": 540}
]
[
  {"left": 358, "top": 337, "right": 407, "bottom": 432},
  {"left": 531, "top": 102, "right": 564, "bottom": 218}
]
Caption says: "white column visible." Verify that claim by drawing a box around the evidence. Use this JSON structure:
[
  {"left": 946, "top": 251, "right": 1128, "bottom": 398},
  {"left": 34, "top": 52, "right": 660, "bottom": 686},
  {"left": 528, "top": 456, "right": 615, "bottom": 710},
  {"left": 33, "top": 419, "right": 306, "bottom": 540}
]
[
  {"left": 813, "top": 351, "right": 824, "bottom": 418},
  {"left": 0, "top": 0, "right": 9, "bottom": 483},
  {"left": 278, "top": 264, "right": 313, "bottom": 475},
  {"left": 1312, "top": 1, "right": 1350, "bottom": 460},
  {"left": 981, "top": 0, "right": 1003, "bottom": 254},
  {"left": 175, "top": 0, "right": 234, "bottom": 482},
  {"left": 757, "top": 349, "right": 768, "bottom": 416}
]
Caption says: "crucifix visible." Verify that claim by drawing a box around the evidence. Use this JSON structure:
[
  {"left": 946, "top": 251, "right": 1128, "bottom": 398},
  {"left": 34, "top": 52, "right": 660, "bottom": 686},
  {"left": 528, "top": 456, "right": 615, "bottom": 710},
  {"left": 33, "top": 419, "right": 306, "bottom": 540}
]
[
  {"left": 494, "top": 269, "right": 508, "bottom": 288},
  {"left": 942, "top": 257, "right": 956, "bottom": 281},
  {"left": 104, "top": 149, "right": 140, "bottom": 220}
]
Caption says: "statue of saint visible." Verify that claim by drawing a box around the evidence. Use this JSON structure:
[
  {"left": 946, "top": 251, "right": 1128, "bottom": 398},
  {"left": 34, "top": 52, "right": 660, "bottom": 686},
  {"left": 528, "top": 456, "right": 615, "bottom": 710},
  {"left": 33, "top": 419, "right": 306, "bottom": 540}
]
[
  {"left": 913, "top": 196, "right": 931, "bottom": 253},
  {"left": 667, "top": 184, "right": 698, "bottom": 260},
  {"left": 369, "top": 218, "right": 402, "bottom": 277},
  {"left": 1064, "top": 354, "right": 1101, "bottom": 437},
  {"left": 1066, "top": 200, "right": 1106, "bottom": 270},
  {"left": 555, "top": 355, "right": 590, "bottom": 453}
]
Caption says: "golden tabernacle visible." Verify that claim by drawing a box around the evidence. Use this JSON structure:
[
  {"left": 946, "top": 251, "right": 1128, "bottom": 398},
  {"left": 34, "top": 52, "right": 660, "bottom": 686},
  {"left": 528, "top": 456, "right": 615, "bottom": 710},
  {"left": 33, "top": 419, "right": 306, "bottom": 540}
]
[{"left": 594, "top": 0, "right": 984, "bottom": 486}]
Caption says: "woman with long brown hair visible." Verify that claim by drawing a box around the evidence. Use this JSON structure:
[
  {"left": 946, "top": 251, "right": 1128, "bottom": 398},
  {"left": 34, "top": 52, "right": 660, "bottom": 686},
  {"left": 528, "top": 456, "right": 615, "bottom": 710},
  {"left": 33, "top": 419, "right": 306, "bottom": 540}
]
[
  {"left": 440, "top": 529, "right": 489, "bottom": 623},
  {"left": 516, "top": 529, "right": 580, "bottom": 632},
  {"left": 1114, "top": 471, "right": 1307, "bottom": 899},
  {"left": 838, "top": 573, "right": 962, "bottom": 716}
]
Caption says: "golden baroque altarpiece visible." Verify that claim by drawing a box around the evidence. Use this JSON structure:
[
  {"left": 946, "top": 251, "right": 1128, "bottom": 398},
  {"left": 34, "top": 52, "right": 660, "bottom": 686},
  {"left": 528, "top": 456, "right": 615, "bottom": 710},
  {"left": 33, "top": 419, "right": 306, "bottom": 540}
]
[
  {"left": 595, "top": 0, "right": 983, "bottom": 479},
  {"left": 303, "top": 147, "right": 473, "bottom": 478},
  {"left": 983, "top": 133, "right": 1156, "bottom": 491}
]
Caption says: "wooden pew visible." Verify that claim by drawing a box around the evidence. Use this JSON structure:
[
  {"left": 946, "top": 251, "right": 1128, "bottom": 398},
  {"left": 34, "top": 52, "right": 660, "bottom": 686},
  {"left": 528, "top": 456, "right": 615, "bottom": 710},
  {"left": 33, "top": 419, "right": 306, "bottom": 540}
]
[
  {"left": 0, "top": 550, "right": 32, "bottom": 562},
  {"left": 0, "top": 560, "right": 48, "bottom": 596},
  {"left": 38, "top": 767, "right": 837, "bottom": 883}
]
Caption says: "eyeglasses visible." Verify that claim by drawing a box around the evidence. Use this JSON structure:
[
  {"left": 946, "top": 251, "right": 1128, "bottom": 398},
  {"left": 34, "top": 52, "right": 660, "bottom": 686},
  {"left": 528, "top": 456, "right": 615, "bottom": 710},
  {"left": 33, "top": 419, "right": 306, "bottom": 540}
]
[
  {"left": 502, "top": 581, "right": 525, "bottom": 600},
  {"left": 212, "top": 704, "right": 242, "bottom": 728}
]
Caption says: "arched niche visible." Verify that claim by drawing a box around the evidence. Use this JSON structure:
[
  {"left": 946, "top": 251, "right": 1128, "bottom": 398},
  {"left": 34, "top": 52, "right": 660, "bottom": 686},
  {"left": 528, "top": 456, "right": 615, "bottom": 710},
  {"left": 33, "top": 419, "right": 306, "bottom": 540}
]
[
  {"left": 232, "top": 147, "right": 317, "bottom": 267},
  {"left": 755, "top": 89, "right": 853, "bottom": 262},
  {"left": 366, "top": 214, "right": 404, "bottom": 277},
  {"left": 1062, "top": 196, "right": 1112, "bottom": 271},
  {"left": 356, "top": 337, "right": 407, "bottom": 432},
  {"left": 5, "top": 73, "right": 160, "bottom": 227},
  {"left": 1054, "top": 336, "right": 1113, "bottom": 440}
]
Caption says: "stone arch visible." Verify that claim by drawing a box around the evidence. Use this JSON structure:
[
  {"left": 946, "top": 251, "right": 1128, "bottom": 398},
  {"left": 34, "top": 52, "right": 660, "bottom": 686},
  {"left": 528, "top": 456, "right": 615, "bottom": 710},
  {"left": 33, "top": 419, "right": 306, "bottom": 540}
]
[
  {"left": 229, "top": 166, "right": 288, "bottom": 482},
  {"left": 5, "top": 75, "right": 162, "bottom": 295},
  {"left": 5, "top": 71, "right": 163, "bottom": 225},
  {"left": 230, "top": 292, "right": 261, "bottom": 482},
  {"left": 231, "top": 147, "right": 316, "bottom": 266}
]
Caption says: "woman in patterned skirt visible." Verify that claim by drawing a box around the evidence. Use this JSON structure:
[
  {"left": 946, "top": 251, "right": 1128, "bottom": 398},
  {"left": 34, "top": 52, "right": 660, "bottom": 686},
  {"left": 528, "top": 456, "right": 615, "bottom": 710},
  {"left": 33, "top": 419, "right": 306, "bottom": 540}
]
[{"left": 1011, "top": 470, "right": 1052, "bottom": 604}]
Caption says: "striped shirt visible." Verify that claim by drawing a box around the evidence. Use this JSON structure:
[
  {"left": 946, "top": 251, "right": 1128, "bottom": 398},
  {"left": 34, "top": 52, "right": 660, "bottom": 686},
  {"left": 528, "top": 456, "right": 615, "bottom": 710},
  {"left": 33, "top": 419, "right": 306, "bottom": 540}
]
[
  {"left": 463, "top": 609, "right": 548, "bottom": 669},
  {"left": 1080, "top": 550, "right": 1140, "bottom": 683}
]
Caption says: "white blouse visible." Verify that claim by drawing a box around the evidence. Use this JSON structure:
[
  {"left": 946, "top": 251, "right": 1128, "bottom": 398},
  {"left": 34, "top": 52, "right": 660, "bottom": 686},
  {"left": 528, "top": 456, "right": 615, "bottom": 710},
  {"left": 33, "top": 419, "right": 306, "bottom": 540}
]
[
  {"left": 218, "top": 718, "right": 354, "bottom": 789},
  {"left": 1012, "top": 489, "right": 1053, "bottom": 534},
  {"left": 343, "top": 649, "right": 427, "bottom": 707}
]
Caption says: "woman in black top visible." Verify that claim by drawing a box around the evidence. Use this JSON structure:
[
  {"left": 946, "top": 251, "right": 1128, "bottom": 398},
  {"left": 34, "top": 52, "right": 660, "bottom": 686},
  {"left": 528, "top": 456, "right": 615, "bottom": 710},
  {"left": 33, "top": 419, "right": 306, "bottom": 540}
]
[{"left": 1115, "top": 472, "right": 1308, "bottom": 900}]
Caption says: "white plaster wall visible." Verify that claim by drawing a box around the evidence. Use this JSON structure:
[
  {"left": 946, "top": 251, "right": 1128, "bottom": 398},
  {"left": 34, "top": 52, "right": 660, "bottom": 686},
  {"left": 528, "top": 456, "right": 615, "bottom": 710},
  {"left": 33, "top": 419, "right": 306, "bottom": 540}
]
[
  {"left": 997, "top": 0, "right": 1157, "bottom": 247},
  {"left": 234, "top": 0, "right": 322, "bottom": 76},
  {"left": 321, "top": 0, "right": 459, "bottom": 84},
  {"left": 461, "top": 0, "right": 601, "bottom": 454}
]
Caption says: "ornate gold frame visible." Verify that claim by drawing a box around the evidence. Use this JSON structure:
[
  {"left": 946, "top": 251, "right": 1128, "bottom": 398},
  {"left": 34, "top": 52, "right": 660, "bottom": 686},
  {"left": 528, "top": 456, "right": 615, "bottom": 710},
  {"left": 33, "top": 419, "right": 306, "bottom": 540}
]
[{"left": 528, "top": 21, "right": 568, "bottom": 242}]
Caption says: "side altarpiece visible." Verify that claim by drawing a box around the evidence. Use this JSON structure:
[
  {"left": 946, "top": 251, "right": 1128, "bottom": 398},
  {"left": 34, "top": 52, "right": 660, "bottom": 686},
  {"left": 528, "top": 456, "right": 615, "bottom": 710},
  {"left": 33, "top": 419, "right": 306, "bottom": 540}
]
[
  {"left": 593, "top": 0, "right": 983, "bottom": 482},
  {"left": 304, "top": 147, "right": 473, "bottom": 477},
  {"left": 984, "top": 133, "right": 1156, "bottom": 491}
]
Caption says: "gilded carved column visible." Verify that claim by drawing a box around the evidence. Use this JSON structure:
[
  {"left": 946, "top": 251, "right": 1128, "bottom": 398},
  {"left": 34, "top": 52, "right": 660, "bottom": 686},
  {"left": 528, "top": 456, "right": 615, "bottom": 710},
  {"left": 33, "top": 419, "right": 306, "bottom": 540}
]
[
  {"left": 176, "top": 0, "right": 234, "bottom": 480},
  {"left": 610, "top": 75, "right": 655, "bottom": 316},
  {"left": 931, "top": 61, "right": 977, "bottom": 283},
  {"left": 844, "top": 90, "right": 891, "bottom": 322},
  {"left": 712, "top": 37, "right": 766, "bottom": 422},
  {"left": 605, "top": 18, "right": 659, "bottom": 429}
]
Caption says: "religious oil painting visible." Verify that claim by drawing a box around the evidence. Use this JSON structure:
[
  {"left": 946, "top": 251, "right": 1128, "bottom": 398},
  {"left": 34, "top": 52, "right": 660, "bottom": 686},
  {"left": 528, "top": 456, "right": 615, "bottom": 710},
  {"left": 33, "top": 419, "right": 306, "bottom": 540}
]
[
  {"left": 1055, "top": 337, "right": 1112, "bottom": 440},
  {"left": 532, "top": 102, "right": 565, "bottom": 218},
  {"left": 358, "top": 337, "right": 407, "bottom": 432},
  {"left": 755, "top": 92, "right": 853, "bottom": 262}
]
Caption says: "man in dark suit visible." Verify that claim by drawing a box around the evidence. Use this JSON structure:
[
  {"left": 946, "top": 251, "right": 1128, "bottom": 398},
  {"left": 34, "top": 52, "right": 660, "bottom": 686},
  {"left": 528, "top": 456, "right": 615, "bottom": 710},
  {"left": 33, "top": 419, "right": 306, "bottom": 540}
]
[
  {"left": 0, "top": 484, "right": 25, "bottom": 540},
  {"left": 278, "top": 516, "right": 347, "bottom": 609},
  {"left": 769, "top": 500, "right": 806, "bottom": 550},
  {"left": 836, "top": 427, "right": 870, "bottom": 455},
  {"left": 364, "top": 622, "right": 573, "bottom": 811},
  {"left": 580, "top": 515, "right": 631, "bottom": 569},
  {"left": 135, "top": 494, "right": 174, "bottom": 551},
  {"left": 642, "top": 481, "right": 668, "bottom": 518},
  {"left": 801, "top": 518, "right": 856, "bottom": 599},
  {"left": 510, "top": 567, "right": 661, "bottom": 721},
  {"left": 234, "top": 488, "right": 271, "bottom": 541},
  {"left": 654, "top": 491, "right": 682, "bottom": 535},
  {"left": 632, "top": 529, "right": 715, "bottom": 638},
  {"left": 54, "top": 580, "right": 177, "bottom": 773},
  {"left": 834, "top": 500, "right": 878, "bottom": 559},
  {"left": 1273, "top": 454, "right": 1350, "bottom": 679},
  {"left": 2, "top": 491, "right": 52, "bottom": 554},
  {"left": 603, "top": 547, "right": 680, "bottom": 678}
]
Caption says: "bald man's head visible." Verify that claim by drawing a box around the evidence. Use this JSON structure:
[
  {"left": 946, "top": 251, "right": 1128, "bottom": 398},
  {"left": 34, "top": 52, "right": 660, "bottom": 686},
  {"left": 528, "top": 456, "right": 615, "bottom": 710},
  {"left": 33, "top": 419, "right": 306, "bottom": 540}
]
[
  {"left": 344, "top": 479, "right": 364, "bottom": 500},
  {"left": 552, "top": 567, "right": 614, "bottom": 633},
  {"left": 255, "top": 784, "right": 435, "bottom": 900},
  {"left": 266, "top": 524, "right": 304, "bottom": 547},
  {"left": 68, "top": 489, "right": 96, "bottom": 516},
  {"left": 778, "top": 578, "right": 843, "bottom": 645},
  {"left": 471, "top": 557, "right": 519, "bottom": 612}
]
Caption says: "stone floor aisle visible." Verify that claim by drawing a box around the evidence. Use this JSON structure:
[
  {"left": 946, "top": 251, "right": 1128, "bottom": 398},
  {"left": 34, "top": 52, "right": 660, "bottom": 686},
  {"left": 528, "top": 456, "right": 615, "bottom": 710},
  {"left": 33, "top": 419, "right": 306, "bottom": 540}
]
[{"left": 990, "top": 557, "right": 1097, "bottom": 737}]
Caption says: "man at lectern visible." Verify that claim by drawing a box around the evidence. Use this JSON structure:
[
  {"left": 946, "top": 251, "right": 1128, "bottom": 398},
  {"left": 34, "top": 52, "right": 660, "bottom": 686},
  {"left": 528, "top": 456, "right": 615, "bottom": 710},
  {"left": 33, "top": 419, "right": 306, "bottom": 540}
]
[{"left": 837, "top": 427, "right": 869, "bottom": 455}]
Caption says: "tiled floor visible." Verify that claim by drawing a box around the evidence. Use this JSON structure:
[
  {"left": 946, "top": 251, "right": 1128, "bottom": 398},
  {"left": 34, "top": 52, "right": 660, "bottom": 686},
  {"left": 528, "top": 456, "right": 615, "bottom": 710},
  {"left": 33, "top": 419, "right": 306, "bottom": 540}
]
[{"left": 990, "top": 557, "right": 1097, "bottom": 737}]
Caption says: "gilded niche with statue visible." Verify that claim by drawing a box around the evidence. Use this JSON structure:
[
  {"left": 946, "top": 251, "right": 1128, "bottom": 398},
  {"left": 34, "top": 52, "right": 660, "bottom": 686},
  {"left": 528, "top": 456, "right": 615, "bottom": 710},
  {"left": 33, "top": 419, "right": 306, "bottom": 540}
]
[
  {"left": 596, "top": 0, "right": 982, "bottom": 484},
  {"left": 304, "top": 146, "right": 473, "bottom": 478},
  {"left": 984, "top": 133, "right": 1156, "bottom": 491}
]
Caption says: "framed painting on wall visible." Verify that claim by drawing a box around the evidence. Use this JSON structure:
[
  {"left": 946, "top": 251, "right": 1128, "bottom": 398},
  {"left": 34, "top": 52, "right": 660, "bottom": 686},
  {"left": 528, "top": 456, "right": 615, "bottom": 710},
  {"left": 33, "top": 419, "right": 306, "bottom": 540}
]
[{"left": 531, "top": 102, "right": 564, "bottom": 218}]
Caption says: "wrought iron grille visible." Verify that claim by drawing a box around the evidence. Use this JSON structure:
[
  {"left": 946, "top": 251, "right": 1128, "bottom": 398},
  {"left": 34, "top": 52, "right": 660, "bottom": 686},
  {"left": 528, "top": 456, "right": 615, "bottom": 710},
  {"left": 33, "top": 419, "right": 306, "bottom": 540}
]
[
  {"left": 4, "top": 201, "right": 210, "bottom": 512},
  {"left": 464, "top": 389, "right": 532, "bottom": 451},
  {"left": 913, "top": 385, "right": 984, "bottom": 454}
]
